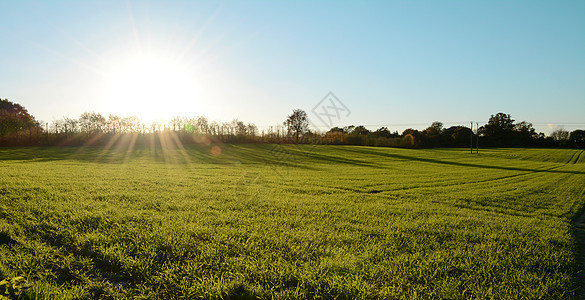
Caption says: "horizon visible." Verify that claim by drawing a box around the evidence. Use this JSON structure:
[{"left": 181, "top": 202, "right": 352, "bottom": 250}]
[
  {"left": 1, "top": 1, "right": 584, "bottom": 135},
  {"left": 11, "top": 107, "right": 584, "bottom": 137}
]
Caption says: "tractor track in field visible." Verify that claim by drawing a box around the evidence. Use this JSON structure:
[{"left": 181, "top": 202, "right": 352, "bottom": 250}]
[
  {"left": 574, "top": 150, "right": 584, "bottom": 164},
  {"left": 568, "top": 151, "right": 578, "bottom": 164},
  {"left": 568, "top": 150, "right": 584, "bottom": 164},
  {"left": 325, "top": 164, "right": 568, "bottom": 197},
  {"left": 365, "top": 165, "right": 564, "bottom": 194}
]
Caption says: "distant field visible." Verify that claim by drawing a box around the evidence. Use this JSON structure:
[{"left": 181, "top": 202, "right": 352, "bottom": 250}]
[{"left": 1, "top": 144, "right": 584, "bottom": 299}]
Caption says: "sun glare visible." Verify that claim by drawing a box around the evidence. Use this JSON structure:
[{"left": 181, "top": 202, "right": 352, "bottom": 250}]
[{"left": 104, "top": 55, "right": 200, "bottom": 124}]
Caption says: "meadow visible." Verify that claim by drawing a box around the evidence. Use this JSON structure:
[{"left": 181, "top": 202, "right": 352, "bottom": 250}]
[{"left": 0, "top": 142, "right": 584, "bottom": 299}]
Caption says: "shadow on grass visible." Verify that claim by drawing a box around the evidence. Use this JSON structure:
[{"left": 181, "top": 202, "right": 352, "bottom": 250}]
[
  {"left": 0, "top": 147, "right": 82, "bottom": 162},
  {"left": 336, "top": 146, "right": 585, "bottom": 175},
  {"left": 0, "top": 145, "right": 318, "bottom": 171},
  {"left": 2, "top": 145, "right": 582, "bottom": 174}
]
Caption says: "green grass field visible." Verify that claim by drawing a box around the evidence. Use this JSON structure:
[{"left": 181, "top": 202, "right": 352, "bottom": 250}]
[{"left": 1, "top": 144, "right": 584, "bottom": 299}]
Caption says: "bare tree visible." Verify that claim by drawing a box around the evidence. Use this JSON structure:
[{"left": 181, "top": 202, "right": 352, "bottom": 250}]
[
  {"left": 64, "top": 117, "right": 78, "bottom": 134},
  {"left": 196, "top": 117, "right": 209, "bottom": 134},
  {"left": 50, "top": 119, "right": 64, "bottom": 134},
  {"left": 122, "top": 116, "right": 140, "bottom": 133},
  {"left": 209, "top": 121, "right": 220, "bottom": 136},
  {"left": 284, "top": 109, "right": 309, "bottom": 143},
  {"left": 550, "top": 129, "right": 569, "bottom": 141},
  {"left": 170, "top": 116, "right": 184, "bottom": 132},
  {"left": 79, "top": 112, "right": 106, "bottom": 134},
  {"left": 107, "top": 114, "right": 121, "bottom": 134},
  {"left": 234, "top": 119, "right": 247, "bottom": 136},
  {"left": 247, "top": 123, "right": 257, "bottom": 137}
]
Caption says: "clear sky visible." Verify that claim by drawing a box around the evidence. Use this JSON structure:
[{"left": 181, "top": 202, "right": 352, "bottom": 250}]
[{"left": 1, "top": 1, "right": 584, "bottom": 134}]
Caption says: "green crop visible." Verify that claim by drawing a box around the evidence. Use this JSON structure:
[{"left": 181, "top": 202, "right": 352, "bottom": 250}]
[{"left": 0, "top": 145, "right": 584, "bottom": 299}]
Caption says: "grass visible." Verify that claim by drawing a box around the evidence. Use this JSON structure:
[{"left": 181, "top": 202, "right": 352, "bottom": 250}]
[{"left": 0, "top": 143, "right": 584, "bottom": 299}]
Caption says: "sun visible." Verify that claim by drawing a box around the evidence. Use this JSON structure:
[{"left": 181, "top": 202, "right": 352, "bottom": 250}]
[{"left": 103, "top": 54, "right": 200, "bottom": 123}]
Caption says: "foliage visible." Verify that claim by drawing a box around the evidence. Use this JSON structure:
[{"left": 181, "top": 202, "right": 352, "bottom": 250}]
[
  {"left": 551, "top": 129, "right": 570, "bottom": 147},
  {"left": 423, "top": 121, "right": 443, "bottom": 136},
  {"left": 0, "top": 99, "right": 41, "bottom": 145},
  {"left": 283, "top": 109, "right": 309, "bottom": 143},
  {"left": 570, "top": 130, "right": 585, "bottom": 148},
  {"left": 1, "top": 99, "right": 584, "bottom": 149}
]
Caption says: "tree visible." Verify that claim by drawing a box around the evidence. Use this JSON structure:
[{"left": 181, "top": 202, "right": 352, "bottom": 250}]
[
  {"left": 402, "top": 128, "right": 420, "bottom": 138},
  {"left": 284, "top": 109, "right": 309, "bottom": 143},
  {"left": 440, "top": 126, "right": 472, "bottom": 147},
  {"left": 479, "top": 113, "right": 515, "bottom": 146},
  {"left": 373, "top": 127, "right": 396, "bottom": 138},
  {"left": 246, "top": 123, "right": 258, "bottom": 137},
  {"left": 401, "top": 128, "right": 421, "bottom": 148},
  {"left": 550, "top": 129, "right": 569, "bottom": 141},
  {"left": 569, "top": 130, "right": 585, "bottom": 148},
  {"left": 79, "top": 112, "right": 106, "bottom": 134},
  {"left": 209, "top": 121, "right": 220, "bottom": 136},
  {"left": 234, "top": 120, "right": 247, "bottom": 136},
  {"left": 121, "top": 116, "right": 141, "bottom": 133},
  {"left": 481, "top": 113, "right": 514, "bottom": 136},
  {"left": 350, "top": 125, "right": 370, "bottom": 135},
  {"left": 343, "top": 125, "right": 355, "bottom": 134},
  {"left": 170, "top": 116, "right": 184, "bottom": 132},
  {"left": 550, "top": 129, "right": 569, "bottom": 147},
  {"left": 196, "top": 117, "right": 209, "bottom": 134},
  {"left": 423, "top": 121, "right": 443, "bottom": 136},
  {"left": 514, "top": 121, "right": 536, "bottom": 146},
  {"left": 107, "top": 114, "right": 121, "bottom": 134},
  {"left": 327, "top": 126, "right": 346, "bottom": 133},
  {"left": 64, "top": 117, "right": 79, "bottom": 135},
  {"left": 421, "top": 121, "right": 444, "bottom": 147},
  {"left": 0, "top": 99, "right": 38, "bottom": 143}
]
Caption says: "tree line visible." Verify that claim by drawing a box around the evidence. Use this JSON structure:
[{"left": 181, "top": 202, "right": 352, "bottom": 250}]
[
  {"left": 1, "top": 98, "right": 584, "bottom": 148},
  {"left": 325, "top": 119, "right": 584, "bottom": 149}
]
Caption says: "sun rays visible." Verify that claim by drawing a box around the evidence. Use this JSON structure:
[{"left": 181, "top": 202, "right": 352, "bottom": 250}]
[{"left": 69, "top": 129, "right": 220, "bottom": 166}]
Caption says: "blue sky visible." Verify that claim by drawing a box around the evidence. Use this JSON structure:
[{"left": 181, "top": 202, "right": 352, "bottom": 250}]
[{"left": 1, "top": 1, "right": 584, "bottom": 134}]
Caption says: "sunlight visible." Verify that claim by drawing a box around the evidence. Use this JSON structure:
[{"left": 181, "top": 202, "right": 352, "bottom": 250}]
[{"left": 104, "top": 54, "right": 200, "bottom": 123}]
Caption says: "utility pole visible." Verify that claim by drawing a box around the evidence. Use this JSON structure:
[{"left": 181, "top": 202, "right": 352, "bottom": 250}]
[
  {"left": 476, "top": 122, "right": 479, "bottom": 154},
  {"left": 470, "top": 122, "right": 473, "bottom": 154}
]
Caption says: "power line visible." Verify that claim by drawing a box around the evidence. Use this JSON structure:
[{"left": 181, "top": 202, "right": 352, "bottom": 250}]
[
  {"left": 255, "top": 121, "right": 481, "bottom": 128},
  {"left": 530, "top": 122, "right": 585, "bottom": 125},
  {"left": 254, "top": 121, "right": 585, "bottom": 130}
]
